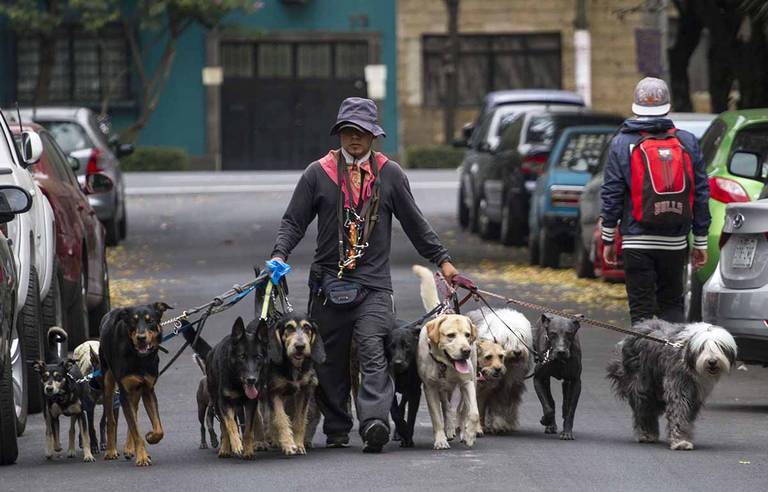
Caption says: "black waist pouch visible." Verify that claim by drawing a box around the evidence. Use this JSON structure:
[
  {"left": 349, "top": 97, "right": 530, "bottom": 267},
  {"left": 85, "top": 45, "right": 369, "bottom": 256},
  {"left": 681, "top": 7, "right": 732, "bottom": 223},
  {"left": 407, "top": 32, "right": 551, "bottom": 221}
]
[{"left": 310, "top": 266, "right": 368, "bottom": 309}]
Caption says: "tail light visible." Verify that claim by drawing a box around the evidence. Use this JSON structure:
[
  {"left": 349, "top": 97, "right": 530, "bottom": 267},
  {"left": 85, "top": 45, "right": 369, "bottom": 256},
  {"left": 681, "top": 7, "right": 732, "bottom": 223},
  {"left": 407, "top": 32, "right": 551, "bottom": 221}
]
[
  {"left": 521, "top": 153, "right": 548, "bottom": 176},
  {"left": 709, "top": 177, "right": 750, "bottom": 204},
  {"left": 86, "top": 148, "right": 103, "bottom": 175},
  {"left": 550, "top": 185, "right": 583, "bottom": 207}
]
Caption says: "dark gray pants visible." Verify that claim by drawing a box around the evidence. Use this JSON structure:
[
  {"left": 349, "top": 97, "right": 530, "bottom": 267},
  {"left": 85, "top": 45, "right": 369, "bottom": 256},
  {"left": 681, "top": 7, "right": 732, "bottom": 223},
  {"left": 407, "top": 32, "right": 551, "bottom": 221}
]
[
  {"left": 623, "top": 248, "right": 687, "bottom": 325},
  {"left": 310, "top": 290, "right": 395, "bottom": 437}
]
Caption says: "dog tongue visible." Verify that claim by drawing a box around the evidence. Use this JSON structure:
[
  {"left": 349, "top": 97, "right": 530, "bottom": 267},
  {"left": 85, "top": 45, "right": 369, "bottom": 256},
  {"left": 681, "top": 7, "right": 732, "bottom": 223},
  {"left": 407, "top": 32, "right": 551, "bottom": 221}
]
[
  {"left": 244, "top": 384, "right": 259, "bottom": 400},
  {"left": 453, "top": 359, "right": 470, "bottom": 374}
]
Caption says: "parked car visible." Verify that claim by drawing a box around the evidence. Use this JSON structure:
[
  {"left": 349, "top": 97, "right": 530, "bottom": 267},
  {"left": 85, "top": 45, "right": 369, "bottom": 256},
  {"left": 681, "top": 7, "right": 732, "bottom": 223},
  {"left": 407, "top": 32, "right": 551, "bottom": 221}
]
[
  {"left": 528, "top": 126, "right": 618, "bottom": 267},
  {"left": 0, "top": 185, "right": 35, "bottom": 466},
  {"left": 0, "top": 111, "right": 58, "bottom": 415},
  {"left": 702, "top": 199, "right": 768, "bottom": 365},
  {"left": 473, "top": 109, "right": 623, "bottom": 245},
  {"left": 13, "top": 123, "right": 112, "bottom": 343},
  {"left": 576, "top": 114, "right": 716, "bottom": 281},
  {"left": 457, "top": 90, "right": 585, "bottom": 232},
  {"left": 15, "top": 107, "right": 132, "bottom": 246}
]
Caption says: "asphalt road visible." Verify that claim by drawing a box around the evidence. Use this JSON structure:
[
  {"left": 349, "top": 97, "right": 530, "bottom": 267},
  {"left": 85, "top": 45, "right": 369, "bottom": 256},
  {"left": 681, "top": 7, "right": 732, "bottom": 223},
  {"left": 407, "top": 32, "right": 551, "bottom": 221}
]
[{"left": 5, "top": 170, "right": 767, "bottom": 491}]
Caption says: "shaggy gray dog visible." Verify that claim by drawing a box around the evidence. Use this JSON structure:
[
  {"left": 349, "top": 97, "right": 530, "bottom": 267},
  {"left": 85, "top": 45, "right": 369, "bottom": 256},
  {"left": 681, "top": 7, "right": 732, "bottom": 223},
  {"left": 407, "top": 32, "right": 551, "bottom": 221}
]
[{"left": 607, "top": 319, "right": 737, "bottom": 450}]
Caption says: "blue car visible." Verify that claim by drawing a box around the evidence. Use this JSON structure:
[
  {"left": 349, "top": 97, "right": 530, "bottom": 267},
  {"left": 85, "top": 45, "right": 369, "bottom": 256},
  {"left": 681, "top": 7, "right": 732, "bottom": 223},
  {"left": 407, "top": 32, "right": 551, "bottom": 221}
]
[{"left": 528, "top": 126, "right": 618, "bottom": 268}]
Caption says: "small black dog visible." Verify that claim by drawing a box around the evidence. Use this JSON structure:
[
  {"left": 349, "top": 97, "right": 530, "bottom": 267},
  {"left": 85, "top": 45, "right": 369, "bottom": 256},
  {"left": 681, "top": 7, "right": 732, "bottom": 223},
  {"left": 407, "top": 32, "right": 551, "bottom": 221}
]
[
  {"left": 184, "top": 316, "right": 269, "bottom": 459},
  {"left": 532, "top": 314, "right": 582, "bottom": 440},
  {"left": 100, "top": 302, "right": 172, "bottom": 466},
  {"left": 33, "top": 327, "right": 96, "bottom": 462},
  {"left": 387, "top": 319, "right": 422, "bottom": 448},
  {"left": 193, "top": 353, "right": 218, "bottom": 450}
]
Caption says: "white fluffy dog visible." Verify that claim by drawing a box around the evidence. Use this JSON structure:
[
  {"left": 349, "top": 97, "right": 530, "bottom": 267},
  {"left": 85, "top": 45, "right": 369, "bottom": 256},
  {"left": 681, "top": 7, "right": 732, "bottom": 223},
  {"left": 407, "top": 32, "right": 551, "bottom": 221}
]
[{"left": 467, "top": 307, "right": 533, "bottom": 434}]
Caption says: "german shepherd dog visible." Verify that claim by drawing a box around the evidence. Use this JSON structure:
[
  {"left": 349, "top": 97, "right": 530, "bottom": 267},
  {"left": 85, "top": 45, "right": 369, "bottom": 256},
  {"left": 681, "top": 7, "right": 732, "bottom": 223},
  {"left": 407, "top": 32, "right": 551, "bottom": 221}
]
[
  {"left": 265, "top": 313, "right": 325, "bottom": 455},
  {"left": 33, "top": 327, "right": 96, "bottom": 462},
  {"left": 387, "top": 319, "right": 422, "bottom": 448},
  {"left": 100, "top": 302, "right": 172, "bottom": 466},
  {"left": 183, "top": 317, "right": 270, "bottom": 459}
]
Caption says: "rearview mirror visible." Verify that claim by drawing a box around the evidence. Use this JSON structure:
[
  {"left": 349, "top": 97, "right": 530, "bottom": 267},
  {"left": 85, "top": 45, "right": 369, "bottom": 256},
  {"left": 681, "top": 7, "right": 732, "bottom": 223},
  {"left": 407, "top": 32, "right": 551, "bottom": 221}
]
[
  {"left": 116, "top": 143, "right": 134, "bottom": 158},
  {"left": 20, "top": 131, "right": 43, "bottom": 167},
  {"left": 728, "top": 151, "right": 766, "bottom": 181},
  {"left": 67, "top": 156, "right": 80, "bottom": 171},
  {"left": 84, "top": 173, "right": 114, "bottom": 194},
  {"left": 0, "top": 185, "right": 32, "bottom": 223}
]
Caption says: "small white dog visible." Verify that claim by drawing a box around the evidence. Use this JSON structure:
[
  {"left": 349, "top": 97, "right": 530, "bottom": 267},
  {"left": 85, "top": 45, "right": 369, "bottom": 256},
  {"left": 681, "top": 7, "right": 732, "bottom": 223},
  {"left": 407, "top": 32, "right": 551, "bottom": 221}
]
[{"left": 413, "top": 265, "right": 481, "bottom": 450}]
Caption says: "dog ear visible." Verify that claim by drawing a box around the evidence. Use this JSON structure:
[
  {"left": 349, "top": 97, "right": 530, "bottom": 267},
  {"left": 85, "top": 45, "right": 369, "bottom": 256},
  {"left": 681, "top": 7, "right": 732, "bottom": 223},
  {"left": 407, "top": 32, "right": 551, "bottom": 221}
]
[
  {"left": 153, "top": 302, "right": 173, "bottom": 313},
  {"left": 268, "top": 322, "right": 284, "bottom": 365},
  {"left": 310, "top": 322, "right": 327, "bottom": 365},
  {"left": 32, "top": 360, "right": 46, "bottom": 374},
  {"left": 540, "top": 314, "right": 551, "bottom": 330},
  {"left": 231, "top": 317, "right": 246, "bottom": 342},
  {"left": 468, "top": 319, "right": 478, "bottom": 343},
  {"left": 425, "top": 315, "right": 445, "bottom": 345},
  {"left": 572, "top": 314, "right": 583, "bottom": 332},
  {"left": 64, "top": 358, "right": 76, "bottom": 372}
]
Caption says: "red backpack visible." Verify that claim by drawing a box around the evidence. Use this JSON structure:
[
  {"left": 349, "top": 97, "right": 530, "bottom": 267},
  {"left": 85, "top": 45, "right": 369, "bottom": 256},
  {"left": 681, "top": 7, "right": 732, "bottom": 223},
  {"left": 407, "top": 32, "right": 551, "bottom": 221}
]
[{"left": 629, "top": 129, "right": 694, "bottom": 229}]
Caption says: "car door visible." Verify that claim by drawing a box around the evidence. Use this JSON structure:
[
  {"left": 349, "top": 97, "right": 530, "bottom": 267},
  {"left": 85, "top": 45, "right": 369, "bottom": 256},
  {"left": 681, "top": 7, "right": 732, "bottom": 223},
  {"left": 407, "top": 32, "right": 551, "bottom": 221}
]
[{"left": 485, "top": 114, "right": 524, "bottom": 222}]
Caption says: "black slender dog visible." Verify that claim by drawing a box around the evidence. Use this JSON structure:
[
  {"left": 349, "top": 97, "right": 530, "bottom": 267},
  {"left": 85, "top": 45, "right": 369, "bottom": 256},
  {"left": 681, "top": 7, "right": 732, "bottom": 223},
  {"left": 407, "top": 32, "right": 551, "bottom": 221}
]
[
  {"left": 184, "top": 316, "right": 270, "bottom": 459},
  {"left": 193, "top": 353, "right": 218, "bottom": 450},
  {"left": 387, "top": 319, "right": 422, "bottom": 448},
  {"left": 532, "top": 314, "right": 582, "bottom": 440}
]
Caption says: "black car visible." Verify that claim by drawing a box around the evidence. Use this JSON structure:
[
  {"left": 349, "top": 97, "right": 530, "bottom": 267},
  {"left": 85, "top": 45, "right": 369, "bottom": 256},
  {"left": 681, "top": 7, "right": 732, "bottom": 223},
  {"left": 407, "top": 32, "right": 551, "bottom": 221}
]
[
  {"left": 457, "top": 90, "right": 585, "bottom": 233},
  {"left": 472, "top": 109, "right": 624, "bottom": 245},
  {"left": 0, "top": 185, "right": 34, "bottom": 466}
]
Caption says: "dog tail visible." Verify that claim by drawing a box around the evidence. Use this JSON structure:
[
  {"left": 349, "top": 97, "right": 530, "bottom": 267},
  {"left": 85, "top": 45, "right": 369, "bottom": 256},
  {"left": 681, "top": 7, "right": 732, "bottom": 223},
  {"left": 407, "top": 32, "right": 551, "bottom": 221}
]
[
  {"left": 412, "top": 264, "right": 440, "bottom": 312},
  {"left": 192, "top": 353, "right": 206, "bottom": 375},
  {"left": 181, "top": 321, "right": 213, "bottom": 360},
  {"left": 45, "top": 326, "right": 67, "bottom": 362},
  {"left": 605, "top": 357, "right": 629, "bottom": 400}
]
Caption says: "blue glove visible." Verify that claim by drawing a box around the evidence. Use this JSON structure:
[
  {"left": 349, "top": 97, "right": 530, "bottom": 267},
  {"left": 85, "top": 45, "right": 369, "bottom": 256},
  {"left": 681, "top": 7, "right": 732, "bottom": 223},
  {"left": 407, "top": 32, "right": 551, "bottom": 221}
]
[{"left": 265, "top": 258, "right": 291, "bottom": 285}]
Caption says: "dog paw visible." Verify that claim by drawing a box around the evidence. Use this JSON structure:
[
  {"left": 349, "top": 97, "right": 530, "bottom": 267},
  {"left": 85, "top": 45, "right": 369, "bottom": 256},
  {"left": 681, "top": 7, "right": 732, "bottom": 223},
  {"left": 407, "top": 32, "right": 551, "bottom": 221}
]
[
  {"left": 399, "top": 438, "right": 414, "bottom": 448},
  {"left": 104, "top": 449, "right": 119, "bottom": 460},
  {"left": 54, "top": 444, "right": 63, "bottom": 453},
  {"left": 282, "top": 445, "right": 298, "bottom": 456},
  {"left": 123, "top": 451, "right": 134, "bottom": 460},
  {"left": 135, "top": 454, "right": 152, "bottom": 467},
  {"left": 218, "top": 451, "right": 233, "bottom": 459},
  {"left": 433, "top": 438, "right": 450, "bottom": 450},
  {"left": 67, "top": 449, "right": 77, "bottom": 459},
  {"left": 303, "top": 441, "right": 313, "bottom": 450},
  {"left": 559, "top": 431, "right": 574, "bottom": 441},
  {"left": 241, "top": 452, "right": 256, "bottom": 461},
  {"left": 295, "top": 444, "right": 307, "bottom": 455},
  {"left": 254, "top": 440, "right": 269, "bottom": 451},
  {"left": 145, "top": 431, "right": 164, "bottom": 444},
  {"left": 544, "top": 424, "right": 558, "bottom": 434},
  {"left": 83, "top": 454, "right": 96, "bottom": 463},
  {"left": 100, "top": 442, "right": 107, "bottom": 451},
  {"left": 199, "top": 442, "right": 208, "bottom": 450},
  {"left": 670, "top": 440, "right": 694, "bottom": 451},
  {"left": 637, "top": 433, "right": 658, "bottom": 443},
  {"left": 463, "top": 435, "right": 476, "bottom": 448},
  {"left": 211, "top": 438, "right": 220, "bottom": 449},
  {"left": 90, "top": 445, "right": 100, "bottom": 456}
]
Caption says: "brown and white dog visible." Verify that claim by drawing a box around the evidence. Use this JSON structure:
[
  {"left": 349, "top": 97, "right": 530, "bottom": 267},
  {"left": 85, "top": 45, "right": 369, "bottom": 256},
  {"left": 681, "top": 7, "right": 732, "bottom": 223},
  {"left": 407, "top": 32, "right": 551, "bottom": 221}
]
[
  {"left": 413, "top": 265, "right": 480, "bottom": 450},
  {"left": 474, "top": 338, "right": 507, "bottom": 434}
]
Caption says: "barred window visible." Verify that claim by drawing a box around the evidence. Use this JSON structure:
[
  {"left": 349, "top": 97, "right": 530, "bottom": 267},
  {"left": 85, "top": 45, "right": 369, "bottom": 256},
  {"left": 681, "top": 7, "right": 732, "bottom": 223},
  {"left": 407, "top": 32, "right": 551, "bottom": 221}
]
[
  {"left": 422, "top": 33, "right": 562, "bottom": 107},
  {"left": 16, "top": 25, "right": 131, "bottom": 104}
]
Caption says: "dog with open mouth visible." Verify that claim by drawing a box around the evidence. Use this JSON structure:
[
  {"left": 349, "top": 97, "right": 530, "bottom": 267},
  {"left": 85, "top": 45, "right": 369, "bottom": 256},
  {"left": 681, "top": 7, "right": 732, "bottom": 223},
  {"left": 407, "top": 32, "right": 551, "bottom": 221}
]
[{"left": 99, "top": 302, "right": 172, "bottom": 466}]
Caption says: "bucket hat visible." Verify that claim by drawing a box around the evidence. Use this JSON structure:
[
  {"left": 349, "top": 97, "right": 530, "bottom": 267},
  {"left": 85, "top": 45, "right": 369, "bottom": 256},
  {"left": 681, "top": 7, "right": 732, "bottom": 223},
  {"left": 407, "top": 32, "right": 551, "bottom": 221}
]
[
  {"left": 632, "top": 77, "right": 671, "bottom": 117},
  {"left": 330, "top": 97, "right": 386, "bottom": 137}
]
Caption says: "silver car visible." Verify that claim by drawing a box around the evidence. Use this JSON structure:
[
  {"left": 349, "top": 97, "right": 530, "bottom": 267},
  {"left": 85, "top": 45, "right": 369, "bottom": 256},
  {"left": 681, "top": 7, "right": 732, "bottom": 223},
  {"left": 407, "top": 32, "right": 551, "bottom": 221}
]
[
  {"left": 703, "top": 199, "right": 768, "bottom": 365},
  {"left": 15, "top": 107, "right": 130, "bottom": 245}
]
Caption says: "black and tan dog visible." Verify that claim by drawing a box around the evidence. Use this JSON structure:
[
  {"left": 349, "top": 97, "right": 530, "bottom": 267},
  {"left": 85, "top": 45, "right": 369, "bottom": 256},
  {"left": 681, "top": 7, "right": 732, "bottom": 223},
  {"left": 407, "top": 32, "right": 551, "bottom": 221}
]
[
  {"left": 265, "top": 313, "right": 325, "bottom": 455},
  {"left": 100, "top": 302, "right": 171, "bottom": 466},
  {"left": 33, "top": 327, "right": 96, "bottom": 462},
  {"left": 192, "top": 353, "right": 218, "bottom": 449},
  {"left": 387, "top": 319, "right": 421, "bottom": 448},
  {"left": 184, "top": 316, "right": 269, "bottom": 459}
]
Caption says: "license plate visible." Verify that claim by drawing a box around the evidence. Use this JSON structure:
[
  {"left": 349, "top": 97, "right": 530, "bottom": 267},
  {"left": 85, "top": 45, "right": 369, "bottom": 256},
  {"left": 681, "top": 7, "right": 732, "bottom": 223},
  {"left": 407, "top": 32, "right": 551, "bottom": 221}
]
[{"left": 732, "top": 237, "right": 758, "bottom": 269}]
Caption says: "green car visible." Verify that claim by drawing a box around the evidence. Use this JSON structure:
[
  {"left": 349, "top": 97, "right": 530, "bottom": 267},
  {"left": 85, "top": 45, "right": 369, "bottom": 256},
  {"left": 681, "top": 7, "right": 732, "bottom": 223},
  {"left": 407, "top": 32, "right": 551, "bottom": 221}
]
[{"left": 687, "top": 109, "right": 768, "bottom": 320}]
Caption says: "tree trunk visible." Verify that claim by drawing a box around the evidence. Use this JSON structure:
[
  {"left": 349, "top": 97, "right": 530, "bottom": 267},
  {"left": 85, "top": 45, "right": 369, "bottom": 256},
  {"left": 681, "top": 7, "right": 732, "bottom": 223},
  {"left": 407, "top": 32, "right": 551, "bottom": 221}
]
[
  {"left": 668, "top": 0, "right": 702, "bottom": 112},
  {"left": 735, "top": 17, "right": 768, "bottom": 109},
  {"left": 33, "top": 34, "right": 56, "bottom": 105},
  {"left": 443, "top": 0, "right": 460, "bottom": 145},
  {"left": 695, "top": 0, "right": 740, "bottom": 112}
]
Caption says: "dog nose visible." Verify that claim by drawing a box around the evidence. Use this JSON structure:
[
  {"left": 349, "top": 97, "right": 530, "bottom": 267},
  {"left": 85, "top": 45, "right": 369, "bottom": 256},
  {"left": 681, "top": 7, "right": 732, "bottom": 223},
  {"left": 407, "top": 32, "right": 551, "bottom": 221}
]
[
  {"left": 295, "top": 343, "right": 306, "bottom": 353},
  {"left": 513, "top": 349, "right": 523, "bottom": 358},
  {"left": 555, "top": 349, "right": 568, "bottom": 358},
  {"left": 707, "top": 358, "right": 718, "bottom": 368},
  {"left": 44, "top": 387, "right": 53, "bottom": 395},
  {"left": 461, "top": 348, "right": 471, "bottom": 359},
  {"left": 492, "top": 368, "right": 501, "bottom": 376},
  {"left": 137, "top": 333, "right": 147, "bottom": 341},
  {"left": 246, "top": 377, "right": 257, "bottom": 386}
]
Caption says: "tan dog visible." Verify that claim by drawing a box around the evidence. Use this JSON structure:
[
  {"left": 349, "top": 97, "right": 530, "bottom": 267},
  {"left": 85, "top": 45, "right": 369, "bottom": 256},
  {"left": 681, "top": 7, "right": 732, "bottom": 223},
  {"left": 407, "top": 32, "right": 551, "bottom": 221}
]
[{"left": 475, "top": 339, "right": 506, "bottom": 434}]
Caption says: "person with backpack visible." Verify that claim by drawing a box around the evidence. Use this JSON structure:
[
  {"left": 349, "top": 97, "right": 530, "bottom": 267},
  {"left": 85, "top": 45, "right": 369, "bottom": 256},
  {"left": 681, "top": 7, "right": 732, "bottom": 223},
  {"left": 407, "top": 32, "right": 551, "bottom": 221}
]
[
  {"left": 601, "top": 77, "right": 710, "bottom": 325},
  {"left": 270, "top": 97, "right": 459, "bottom": 452}
]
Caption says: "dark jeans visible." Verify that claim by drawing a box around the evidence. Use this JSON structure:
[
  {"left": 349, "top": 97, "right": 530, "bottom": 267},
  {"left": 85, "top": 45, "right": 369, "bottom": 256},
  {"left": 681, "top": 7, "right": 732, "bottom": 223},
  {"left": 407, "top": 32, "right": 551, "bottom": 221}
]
[
  {"left": 623, "top": 248, "right": 688, "bottom": 325},
  {"left": 310, "top": 290, "right": 395, "bottom": 437}
]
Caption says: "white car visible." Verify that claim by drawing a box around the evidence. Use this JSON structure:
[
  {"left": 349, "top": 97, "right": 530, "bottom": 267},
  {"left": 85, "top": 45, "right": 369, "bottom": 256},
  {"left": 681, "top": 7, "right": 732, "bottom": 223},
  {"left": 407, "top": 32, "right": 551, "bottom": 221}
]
[{"left": 0, "top": 112, "right": 58, "bottom": 417}]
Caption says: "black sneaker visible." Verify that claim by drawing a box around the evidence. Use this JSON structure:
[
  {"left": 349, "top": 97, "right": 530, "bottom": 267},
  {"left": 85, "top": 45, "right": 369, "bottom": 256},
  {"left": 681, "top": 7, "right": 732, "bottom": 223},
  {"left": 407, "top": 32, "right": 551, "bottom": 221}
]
[
  {"left": 362, "top": 420, "right": 389, "bottom": 453},
  {"left": 325, "top": 434, "right": 350, "bottom": 448}
]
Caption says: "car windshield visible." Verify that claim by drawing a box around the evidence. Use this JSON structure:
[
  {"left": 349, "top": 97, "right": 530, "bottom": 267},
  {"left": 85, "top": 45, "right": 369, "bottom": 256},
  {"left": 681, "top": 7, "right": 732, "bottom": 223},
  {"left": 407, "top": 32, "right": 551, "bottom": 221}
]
[
  {"left": 42, "top": 121, "right": 92, "bottom": 154},
  {"left": 526, "top": 116, "right": 558, "bottom": 146},
  {"left": 556, "top": 132, "right": 614, "bottom": 172},
  {"left": 673, "top": 119, "right": 713, "bottom": 139},
  {"left": 528, "top": 114, "right": 623, "bottom": 147}
]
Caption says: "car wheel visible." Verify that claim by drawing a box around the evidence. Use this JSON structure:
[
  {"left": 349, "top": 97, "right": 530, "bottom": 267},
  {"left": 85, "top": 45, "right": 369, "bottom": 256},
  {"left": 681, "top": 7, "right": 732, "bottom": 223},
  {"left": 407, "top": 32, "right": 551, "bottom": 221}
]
[
  {"left": 467, "top": 190, "right": 480, "bottom": 233},
  {"left": 41, "top": 260, "right": 66, "bottom": 359},
  {"left": 539, "top": 226, "right": 560, "bottom": 268},
  {"left": 477, "top": 198, "right": 499, "bottom": 240},
  {"left": 104, "top": 216, "right": 120, "bottom": 247},
  {"left": 10, "top": 317, "right": 27, "bottom": 437},
  {"left": 118, "top": 202, "right": 127, "bottom": 240},
  {"left": 574, "top": 224, "right": 595, "bottom": 278},
  {"left": 67, "top": 266, "right": 89, "bottom": 349},
  {"left": 500, "top": 197, "right": 525, "bottom": 246},
  {"left": 527, "top": 227, "right": 540, "bottom": 265},
  {"left": 21, "top": 266, "right": 44, "bottom": 414},
  {"left": 88, "top": 254, "right": 111, "bottom": 338},
  {"left": 0, "top": 336, "right": 20, "bottom": 465},
  {"left": 684, "top": 264, "right": 703, "bottom": 322},
  {"left": 458, "top": 186, "right": 470, "bottom": 229}
]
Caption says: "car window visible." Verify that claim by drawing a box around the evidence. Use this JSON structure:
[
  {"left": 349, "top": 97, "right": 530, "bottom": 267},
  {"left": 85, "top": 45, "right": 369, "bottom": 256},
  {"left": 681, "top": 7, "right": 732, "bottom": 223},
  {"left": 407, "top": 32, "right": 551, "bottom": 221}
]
[
  {"left": 39, "top": 133, "right": 72, "bottom": 183},
  {"left": 672, "top": 119, "right": 713, "bottom": 139},
  {"left": 88, "top": 113, "right": 111, "bottom": 148},
  {"left": 556, "top": 132, "right": 614, "bottom": 172},
  {"left": 730, "top": 123, "right": 768, "bottom": 174},
  {"left": 699, "top": 119, "right": 727, "bottom": 165},
  {"left": 498, "top": 114, "right": 525, "bottom": 151},
  {"left": 526, "top": 116, "right": 556, "bottom": 146},
  {"left": 470, "top": 112, "right": 494, "bottom": 149},
  {"left": 594, "top": 142, "right": 611, "bottom": 174},
  {"left": 45, "top": 133, "right": 80, "bottom": 186},
  {"left": 42, "top": 121, "right": 92, "bottom": 154}
]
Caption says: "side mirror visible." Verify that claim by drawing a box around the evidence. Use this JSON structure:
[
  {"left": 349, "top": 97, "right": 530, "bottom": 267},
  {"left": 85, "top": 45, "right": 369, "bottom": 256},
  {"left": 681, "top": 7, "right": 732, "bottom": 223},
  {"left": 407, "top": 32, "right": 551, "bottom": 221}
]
[
  {"left": 67, "top": 156, "right": 80, "bottom": 171},
  {"left": 728, "top": 151, "right": 766, "bottom": 181},
  {"left": 84, "top": 173, "right": 114, "bottom": 194},
  {"left": 462, "top": 122, "right": 475, "bottom": 141},
  {"left": 0, "top": 185, "right": 32, "bottom": 223},
  {"left": 116, "top": 143, "right": 134, "bottom": 158},
  {"left": 20, "top": 131, "right": 43, "bottom": 167}
]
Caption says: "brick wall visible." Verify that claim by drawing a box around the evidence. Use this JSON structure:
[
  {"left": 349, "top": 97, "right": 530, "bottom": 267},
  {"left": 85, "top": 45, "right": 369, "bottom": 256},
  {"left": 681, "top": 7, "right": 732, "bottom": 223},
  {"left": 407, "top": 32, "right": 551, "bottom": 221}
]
[{"left": 397, "top": 0, "right": 649, "bottom": 151}]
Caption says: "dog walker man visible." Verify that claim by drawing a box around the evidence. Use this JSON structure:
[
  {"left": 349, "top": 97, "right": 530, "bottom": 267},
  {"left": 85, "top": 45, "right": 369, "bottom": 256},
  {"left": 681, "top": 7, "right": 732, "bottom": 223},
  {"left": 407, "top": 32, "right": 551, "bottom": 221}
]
[
  {"left": 601, "top": 77, "right": 710, "bottom": 325},
  {"left": 270, "top": 97, "right": 459, "bottom": 453}
]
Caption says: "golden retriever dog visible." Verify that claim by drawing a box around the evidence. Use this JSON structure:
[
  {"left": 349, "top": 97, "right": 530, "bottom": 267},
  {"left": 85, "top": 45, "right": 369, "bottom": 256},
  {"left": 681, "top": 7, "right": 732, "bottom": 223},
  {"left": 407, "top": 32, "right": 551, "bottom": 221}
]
[
  {"left": 474, "top": 338, "right": 506, "bottom": 434},
  {"left": 413, "top": 265, "right": 480, "bottom": 450}
]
